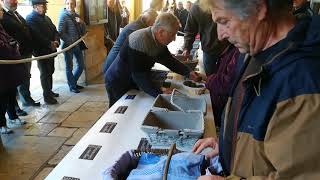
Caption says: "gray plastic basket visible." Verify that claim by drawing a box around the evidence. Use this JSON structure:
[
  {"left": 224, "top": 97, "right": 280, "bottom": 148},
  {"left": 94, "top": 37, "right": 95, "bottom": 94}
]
[
  {"left": 141, "top": 111, "right": 204, "bottom": 150},
  {"left": 152, "top": 89, "right": 207, "bottom": 114}
]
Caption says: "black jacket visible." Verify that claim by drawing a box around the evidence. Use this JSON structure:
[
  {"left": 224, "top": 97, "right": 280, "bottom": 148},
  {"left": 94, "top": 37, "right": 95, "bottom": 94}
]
[
  {"left": 26, "top": 11, "right": 60, "bottom": 56},
  {"left": 0, "top": 10, "right": 33, "bottom": 57},
  {"left": 183, "top": 2, "right": 228, "bottom": 55}
]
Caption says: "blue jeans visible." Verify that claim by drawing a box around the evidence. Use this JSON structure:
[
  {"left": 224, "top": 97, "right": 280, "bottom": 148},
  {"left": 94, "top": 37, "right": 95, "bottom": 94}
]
[
  {"left": 64, "top": 47, "right": 84, "bottom": 90},
  {"left": 203, "top": 51, "right": 220, "bottom": 76}
]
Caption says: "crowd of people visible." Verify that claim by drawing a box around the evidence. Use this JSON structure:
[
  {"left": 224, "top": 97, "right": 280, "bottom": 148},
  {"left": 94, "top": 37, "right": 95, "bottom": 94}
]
[
  {"left": 103, "top": 0, "right": 320, "bottom": 179},
  {"left": 1, "top": 0, "right": 320, "bottom": 178},
  {"left": 0, "top": 0, "right": 87, "bottom": 134}
]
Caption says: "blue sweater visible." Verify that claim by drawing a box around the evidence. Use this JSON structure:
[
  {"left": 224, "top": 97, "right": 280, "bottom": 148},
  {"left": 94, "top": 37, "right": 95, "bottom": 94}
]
[
  {"left": 104, "top": 27, "right": 191, "bottom": 97},
  {"left": 104, "top": 17, "right": 147, "bottom": 71}
]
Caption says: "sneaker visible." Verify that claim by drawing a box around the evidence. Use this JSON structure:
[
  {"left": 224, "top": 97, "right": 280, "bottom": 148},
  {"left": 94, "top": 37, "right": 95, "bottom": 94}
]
[
  {"left": 76, "top": 85, "right": 84, "bottom": 89},
  {"left": 16, "top": 109, "right": 28, "bottom": 116},
  {"left": 44, "top": 97, "right": 58, "bottom": 105},
  {"left": 70, "top": 88, "right": 80, "bottom": 93},
  {"left": 10, "top": 118, "right": 27, "bottom": 125},
  {"left": 1, "top": 127, "right": 13, "bottom": 134}
]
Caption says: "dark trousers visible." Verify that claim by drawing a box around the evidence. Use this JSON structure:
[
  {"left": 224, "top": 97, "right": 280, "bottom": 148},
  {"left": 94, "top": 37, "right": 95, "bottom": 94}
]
[
  {"left": 0, "top": 88, "right": 18, "bottom": 127},
  {"left": 203, "top": 52, "right": 220, "bottom": 76},
  {"left": 106, "top": 85, "right": 123, "bottom": 108},
  {"left": 17, "top": 61, "right": 34, "bottom": 104},
  {"left": 37, "top": 58, "right": 55, "bottom": 98}
]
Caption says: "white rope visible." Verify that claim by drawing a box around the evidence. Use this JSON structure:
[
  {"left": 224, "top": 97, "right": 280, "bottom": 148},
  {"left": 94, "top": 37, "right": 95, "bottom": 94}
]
[{"left": 0, "top": 33, "right": 88, "bottom": 64}]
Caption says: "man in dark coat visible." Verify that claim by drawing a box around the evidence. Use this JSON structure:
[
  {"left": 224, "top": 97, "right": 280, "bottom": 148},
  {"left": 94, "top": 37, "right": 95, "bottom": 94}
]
[
  {"left": 174, "top": 1, "right": 188, "bottom": 36},
  {"left": 103, "top": 9, "right": 158, "bottom": 71},
  {"left": 183, "top": 1, "right": 228, "bottom": 76},
  {"left": 0, "top": 3, "right": 28, "bottom": 133},
  {"left": 26, "top": 0, "right": 60, "bottom": 104},
  {"left": 0, "top": 0, "right": 40, "bottom": 108},
  {"left": 104, "top": 13, "right": 201, "bottom": 107}
]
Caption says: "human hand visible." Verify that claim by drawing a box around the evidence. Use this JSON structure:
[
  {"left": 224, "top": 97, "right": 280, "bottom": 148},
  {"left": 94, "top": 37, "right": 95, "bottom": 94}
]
[
  {"left": 161, "top": 87, "right": 173, "bottom": 94},
  {"left": 192, "top": 137, "right": 219, "bottom": 159},
  {"left": 182, "top": 49, "right": 190, "bottom": 57},
  {"left": 189, "top": 71, "right": 202, "bottom": 82},
  {"left": 198, "top": 175, "right": 226, "bottom": 180},
  {"left": 51, "top": 41, "right": 59, "bottom": 49},
  {"left": 76, "top": 17, "right": 83, "bottom": 23}
]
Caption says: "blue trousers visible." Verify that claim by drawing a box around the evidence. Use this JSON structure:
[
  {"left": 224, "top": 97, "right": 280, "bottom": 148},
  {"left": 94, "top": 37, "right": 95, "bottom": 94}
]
[{"left": 64, "top": 47, "right": 84, "bottom": 90}]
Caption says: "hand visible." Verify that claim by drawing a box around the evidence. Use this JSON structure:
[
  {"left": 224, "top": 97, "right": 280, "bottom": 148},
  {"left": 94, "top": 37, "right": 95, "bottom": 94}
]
[
  {"left": 189, "top": 71, "right": 202, "bottom": 82},
  {"left": 75, "top": 17, "right": 83, "bottom": 23},
  {"left": 198, "top": 175, "right": 225, "bottom": 180},
  {"left": 161, "top": 87, "right": 173, "bottom": 94},
  {"left": 192, "top": 137, "right": 219, "bottom": 159},
  {"left": 51, "top": 41, "right": 59, "bottom": 50},
  {"left": 182, "top": 49, "right": 190, "bottom": 57}
]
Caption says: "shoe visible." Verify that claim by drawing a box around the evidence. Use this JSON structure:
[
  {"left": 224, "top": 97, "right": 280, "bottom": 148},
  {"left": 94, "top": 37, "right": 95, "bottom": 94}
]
[
  {"left": 44, "top": 97, "right": 58, "bottom": 105},
  {"left": 50, "top": 92, "right": 59, "bottom": 97},
  {"left": 70, "top": 88, "right": 80, "bottom": 93},
  {"left": 1, "top": 127, "right": 13, "bottom": 134},
  {"left": 9, "top": 118, "right": 27, "bottom": 125},
  {"left": 76, "top": 85, "right": 84, "bottom": 89},
  {"left": 23, "top": 101, "right": 41, "bottom": 107},
  {"left": 16, "top": 109, "right": 28, "bottom": 116}
]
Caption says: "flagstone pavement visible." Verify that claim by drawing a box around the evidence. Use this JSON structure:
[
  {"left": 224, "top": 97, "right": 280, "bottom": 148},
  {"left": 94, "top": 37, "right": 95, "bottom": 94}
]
[{"left": 0, "top": 84, "right": 108, "bottom": 180}]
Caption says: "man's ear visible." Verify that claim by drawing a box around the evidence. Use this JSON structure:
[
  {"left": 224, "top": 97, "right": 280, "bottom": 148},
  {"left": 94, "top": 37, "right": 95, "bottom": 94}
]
[{"left": 257, "top": 1, "right": 267, "bottom": 21}]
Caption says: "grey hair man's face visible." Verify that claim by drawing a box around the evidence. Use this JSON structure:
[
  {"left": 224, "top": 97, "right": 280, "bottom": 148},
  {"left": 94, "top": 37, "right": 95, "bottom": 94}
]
[
  {"left": 3, "top": 0, "right": 18, "bottom": 11},
  {"left": 210, "top": 0, "right": 258, "bottom": 54}
]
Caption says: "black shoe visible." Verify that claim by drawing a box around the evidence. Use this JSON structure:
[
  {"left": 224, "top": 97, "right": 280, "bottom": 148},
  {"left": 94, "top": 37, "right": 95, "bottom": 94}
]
[
  {"left": 23, "top": 101, "right": 41, "bottom": 107},
  {"left": 16, "top": 109, "right": 28, "bottom": 116},
  {"left": 44, "top": 97, "right": 58, "bottom": 105},
  {"left": 70, "top": 88, "right": 80, "bottom": 93},
  {"left": 50, "top": 92, "right": 59, "bottom": 97},
  {"left": 76, "top": 85, "right": 84, "bottom": 89}
]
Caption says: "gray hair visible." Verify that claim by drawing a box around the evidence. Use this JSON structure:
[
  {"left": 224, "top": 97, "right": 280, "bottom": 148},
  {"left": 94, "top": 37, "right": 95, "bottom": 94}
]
[
  {"left": 152, "top": 12, "right": 180, "bottom": 32},
  {"left": 203, "top": 0, "right": 292, "bottom": 20},
  {"left": 141, "top": 8, "right": 158, "bottom": 24}
]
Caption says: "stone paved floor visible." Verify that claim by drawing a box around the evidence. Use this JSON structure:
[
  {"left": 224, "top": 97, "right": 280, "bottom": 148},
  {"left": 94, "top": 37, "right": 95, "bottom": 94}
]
[{"left": 0, "top": 84, "right": 108, "bottom": 180}]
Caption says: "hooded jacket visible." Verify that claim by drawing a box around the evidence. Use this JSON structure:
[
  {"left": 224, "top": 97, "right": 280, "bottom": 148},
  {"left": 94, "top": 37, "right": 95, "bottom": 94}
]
[{"left": 220, "top": 16, "right": 320, "bottom": 179}]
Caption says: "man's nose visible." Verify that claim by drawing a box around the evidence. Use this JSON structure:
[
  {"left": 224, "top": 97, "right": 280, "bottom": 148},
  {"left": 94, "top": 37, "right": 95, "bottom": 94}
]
[{"left": 217, "top": 25, "right": 228, "bottom": 41}]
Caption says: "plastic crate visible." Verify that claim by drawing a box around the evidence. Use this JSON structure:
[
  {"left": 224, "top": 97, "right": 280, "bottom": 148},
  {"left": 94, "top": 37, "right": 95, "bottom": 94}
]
[
  {"left": 141, "top": 111, "right": 204, "bottom": 150},
  {"left": 152, "top": 89, "right": 207, "bottom": 114}
]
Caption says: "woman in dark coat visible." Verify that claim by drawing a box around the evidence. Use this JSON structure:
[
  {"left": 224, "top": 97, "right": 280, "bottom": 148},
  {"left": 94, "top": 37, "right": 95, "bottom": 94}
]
[
  {"left": 0, "top": 4, "right": 28, "bottom": 134},
  {"left": 104, "top": 0, "right": 122, "bottom": 52},
  {"left": 205, "top": 45, "right": 240, "bottom": 127}
]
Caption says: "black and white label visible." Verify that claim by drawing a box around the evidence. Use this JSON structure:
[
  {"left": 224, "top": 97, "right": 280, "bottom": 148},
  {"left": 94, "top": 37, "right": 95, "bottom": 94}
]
[
  {"left": 125, "top": 95, "right": 136, "bottom": 100},
  {"left": 114, "top": 106, "right": 128, "bottom": 114},
  {"left": 62, "top": 176, "right": 80, "bottom": 180},
  {"left": 100, "top": 122, "right": 117, "bottom": 133},
  {"left": 79, "top": 145, "right": 102, "bottom": 160}
]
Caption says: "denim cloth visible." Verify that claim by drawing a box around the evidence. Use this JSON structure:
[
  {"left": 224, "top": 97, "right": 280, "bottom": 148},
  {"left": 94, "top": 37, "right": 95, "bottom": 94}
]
[
  {"left": 102, "top": 151, "right": 224, "bottom": 180},
  {"left": 127, "top": 153, "right": 206, "bottom": 180},
  {"left": 63, "top": 46, "right": 84, "bottom": 89}
]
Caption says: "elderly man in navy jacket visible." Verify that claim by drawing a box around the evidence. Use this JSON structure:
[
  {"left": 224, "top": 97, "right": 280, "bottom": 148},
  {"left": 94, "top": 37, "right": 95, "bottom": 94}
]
[
  {"left": 26, "top": 0, "right": 60, "bottom": 104},
  {"left": 104, "top": 12, "right": 201, "bottom": 107}
]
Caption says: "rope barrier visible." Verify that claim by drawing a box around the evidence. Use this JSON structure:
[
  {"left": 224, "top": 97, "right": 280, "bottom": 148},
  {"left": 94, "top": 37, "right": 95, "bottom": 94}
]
[{"left": 0, "top": 33, "right": 88, "bottom": 64}]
